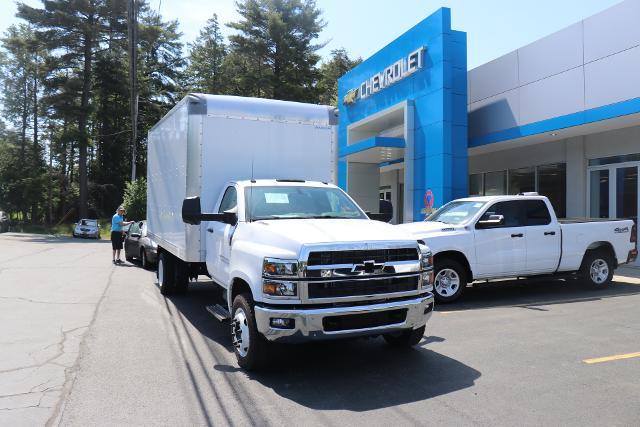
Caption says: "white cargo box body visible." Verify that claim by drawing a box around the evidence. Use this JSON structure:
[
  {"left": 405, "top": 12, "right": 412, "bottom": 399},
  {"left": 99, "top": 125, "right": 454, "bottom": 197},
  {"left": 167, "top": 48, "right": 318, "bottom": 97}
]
[{"left": 147, "top": 94, "right": 338, "bottom": 262}]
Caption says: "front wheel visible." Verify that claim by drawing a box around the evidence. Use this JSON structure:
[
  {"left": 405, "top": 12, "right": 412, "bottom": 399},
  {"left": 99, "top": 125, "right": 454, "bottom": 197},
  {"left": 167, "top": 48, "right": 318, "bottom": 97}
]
[
  {"left": 231, "top": 293, "right": 270, "bottom": 370},
  {"left": 141, "top": 249, "right": 149, "bottom": 270},
  {"left": 580, "top": 250, "right": 614, "bottom": 289},
  {"left": 383, "top": 325, "right": 426, "bottom": 347},
  {"left": 433, "top": 259, "right": 467, "bottom": 303}
]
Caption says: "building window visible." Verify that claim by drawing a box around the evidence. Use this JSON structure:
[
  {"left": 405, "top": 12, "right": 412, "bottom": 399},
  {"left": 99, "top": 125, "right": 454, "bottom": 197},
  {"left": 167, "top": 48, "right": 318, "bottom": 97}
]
[
  {"left": 588, "top": 153, "right": 640, "bottom": 166},
  {"left": 469, "top": 163, "right": 566, "bottom": 217},
  {"left": 469, "top": 174, "right": 483, "bottom": 195},
  {"left": 537, "top": 163, "right": 566, "bottom": 218},
  {"left": 508, "top": 167, "right": 535, "bottom": 195},
  {"left": 484, "top": 170, "right": 507, "bottom": 195}
]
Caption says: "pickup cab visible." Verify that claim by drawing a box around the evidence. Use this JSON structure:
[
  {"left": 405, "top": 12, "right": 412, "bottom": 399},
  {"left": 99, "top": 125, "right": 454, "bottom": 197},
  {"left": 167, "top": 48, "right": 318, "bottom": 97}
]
[{"left": 397, "top": 194, "right": 637, "bottom": 302}]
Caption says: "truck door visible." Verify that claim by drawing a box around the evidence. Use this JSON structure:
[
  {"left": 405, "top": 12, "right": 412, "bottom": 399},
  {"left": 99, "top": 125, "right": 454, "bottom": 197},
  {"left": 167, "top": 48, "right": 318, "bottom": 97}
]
[
  {"left": 522, "top": 200, "right": 561, "bottom": 273},
  {"left": 473, "top": 201, "right": 527, "bottom": 278},
  {"left": 206, "top": 186, "right": 237, "bottom": 286}
]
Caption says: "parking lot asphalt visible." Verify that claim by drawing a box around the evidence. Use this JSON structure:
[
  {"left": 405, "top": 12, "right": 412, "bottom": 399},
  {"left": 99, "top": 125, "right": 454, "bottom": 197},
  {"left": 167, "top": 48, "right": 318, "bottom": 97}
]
[{"left": 1, "top": 233, "right": 639, "bottom": 426}]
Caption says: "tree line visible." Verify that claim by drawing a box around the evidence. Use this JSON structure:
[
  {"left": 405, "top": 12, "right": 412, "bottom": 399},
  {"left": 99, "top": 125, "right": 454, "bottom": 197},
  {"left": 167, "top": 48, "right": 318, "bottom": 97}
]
[{"left": 0, "top": 0, "right": 361, "bottom": 224}]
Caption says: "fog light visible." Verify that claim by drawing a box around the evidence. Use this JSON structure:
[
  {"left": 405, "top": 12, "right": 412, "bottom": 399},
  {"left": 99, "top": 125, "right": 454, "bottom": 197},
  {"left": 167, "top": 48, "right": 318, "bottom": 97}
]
[{"left": 270, "top": 318, "right": 295, "bottom": 329}]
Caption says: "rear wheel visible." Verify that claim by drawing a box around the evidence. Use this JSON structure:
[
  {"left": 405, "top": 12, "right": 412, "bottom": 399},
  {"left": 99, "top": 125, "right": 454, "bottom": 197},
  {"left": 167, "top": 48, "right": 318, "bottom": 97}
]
[
  {"left": 580, "top": 250, "right": 614, "bottom": 289},
  {"left": 157, "top": 252, "right": 176, "bottom": 295},
  {"left": 231, "top": 293, "right": 270, "bottom": 370},
  {"left": 433, "top": 259, "right": 467, "bottom": 303},
  {"left": 141, "top": 249, "right": 149, "bottom": 270},
  {"left": 383, "top": 325, "right": 426, "bottom": 347}
]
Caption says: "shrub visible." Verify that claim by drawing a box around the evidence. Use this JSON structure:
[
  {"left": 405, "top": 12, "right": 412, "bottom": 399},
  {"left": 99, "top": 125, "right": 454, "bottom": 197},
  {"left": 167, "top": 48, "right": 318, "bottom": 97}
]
[{"left": 122, "top": 178, "right": 147, "bottom": 221}]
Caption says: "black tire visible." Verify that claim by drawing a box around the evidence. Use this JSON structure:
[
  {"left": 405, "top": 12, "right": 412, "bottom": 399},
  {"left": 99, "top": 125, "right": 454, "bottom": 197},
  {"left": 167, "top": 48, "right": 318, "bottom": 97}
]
[
  {"left": 433, "top": 259, "right": 467, "bottom": 303},
  {"left": 579, "top": 249, "right": 614, "bottom": 289},
  {"left": 383, "top": 325, "right": 426, "bottom": 347},
  {"left": 125, "top": 251, "right": 134, "bottom": 262},
  {"left": 231, "top": 293, "right": 270, "bottom": 370},
  {"left": 157, "top": 252, "right": 176, "bottom": 295},
  {"left": 141, "top": 249, "right": 149, "bottom": 270},
  {"left": 173, "top": 259, "right": 189, "bottom": 295}
]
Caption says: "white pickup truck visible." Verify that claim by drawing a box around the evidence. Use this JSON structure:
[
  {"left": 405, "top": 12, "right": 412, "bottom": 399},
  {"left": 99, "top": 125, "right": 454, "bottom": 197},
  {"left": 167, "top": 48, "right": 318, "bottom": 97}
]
[
  {"left": 397, "top": 194, "right": 637, "bottom": 302},
  {"left": 147, "top": 94, "right": 434, "bottom": 369}
]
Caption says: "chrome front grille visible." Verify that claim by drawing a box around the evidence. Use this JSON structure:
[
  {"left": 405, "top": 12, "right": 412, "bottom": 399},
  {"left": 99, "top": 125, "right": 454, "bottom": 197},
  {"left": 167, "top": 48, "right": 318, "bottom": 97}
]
[{"left": 306, "top": 248, "right": 419, "bottom": 266}]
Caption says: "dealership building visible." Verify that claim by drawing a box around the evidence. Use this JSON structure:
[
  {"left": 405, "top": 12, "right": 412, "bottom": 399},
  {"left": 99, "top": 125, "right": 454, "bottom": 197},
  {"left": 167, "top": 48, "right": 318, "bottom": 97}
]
[{"left": 337, "top": 0, "right": 639, "bottom": 247}]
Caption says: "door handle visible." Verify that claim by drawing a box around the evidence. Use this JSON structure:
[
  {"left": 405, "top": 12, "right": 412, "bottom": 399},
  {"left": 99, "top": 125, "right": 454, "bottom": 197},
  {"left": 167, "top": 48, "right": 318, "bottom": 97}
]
[
  {"left": 207, "top": 228, "right": 214, "bottom": 233},
  {"left": 544, "top": 231, "right": 556, "bottom": 236},
  {"left": 511, "top": 233, "right": 524, "bottom": 238}
]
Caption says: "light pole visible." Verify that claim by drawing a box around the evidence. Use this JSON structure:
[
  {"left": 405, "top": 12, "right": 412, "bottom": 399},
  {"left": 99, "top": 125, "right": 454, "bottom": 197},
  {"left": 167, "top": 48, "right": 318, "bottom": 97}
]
[{"left": 128, "top": 0, "right": 138, "bottom": 181}]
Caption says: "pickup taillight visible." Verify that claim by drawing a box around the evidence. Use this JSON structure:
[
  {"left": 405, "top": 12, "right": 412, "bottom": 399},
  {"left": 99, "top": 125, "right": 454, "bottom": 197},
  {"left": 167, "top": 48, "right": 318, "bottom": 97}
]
[{"left": 631, "top": 223, "right": 637, "bottom": 244}]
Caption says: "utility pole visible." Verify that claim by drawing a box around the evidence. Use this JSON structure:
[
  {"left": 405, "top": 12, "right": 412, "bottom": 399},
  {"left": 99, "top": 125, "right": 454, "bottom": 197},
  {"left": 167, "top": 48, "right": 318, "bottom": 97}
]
[{"left": 128, "top": 0, "right": 138, "bottom": 181}]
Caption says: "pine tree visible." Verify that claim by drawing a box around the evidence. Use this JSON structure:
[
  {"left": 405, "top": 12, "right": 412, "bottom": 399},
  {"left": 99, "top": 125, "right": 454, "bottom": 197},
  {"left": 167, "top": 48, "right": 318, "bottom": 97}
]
[
  {"left": 226, "top": 0, "right": 326, "bottom": 102},
  {"left": 186, "top": 14, "right": 227, "bottom": 94},
  {"left": 317, "top": 48, "right": 361, "bottom": 106}
]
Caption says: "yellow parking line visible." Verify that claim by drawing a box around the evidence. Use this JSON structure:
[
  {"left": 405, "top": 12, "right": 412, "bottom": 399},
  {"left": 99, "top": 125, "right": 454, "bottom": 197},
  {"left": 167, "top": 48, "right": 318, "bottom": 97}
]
[{"left": 583, "top": 352, "right": 640, "bottom": 364}]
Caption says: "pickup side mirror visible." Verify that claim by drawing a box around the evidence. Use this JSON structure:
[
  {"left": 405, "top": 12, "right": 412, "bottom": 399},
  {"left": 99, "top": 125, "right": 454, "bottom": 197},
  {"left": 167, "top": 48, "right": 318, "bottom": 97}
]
[
  {"left": 476, "top": 214, "right": 505, "bottom": 228},
  {"left": 182, "top": 197, "right": 238, "bottom": 226}
]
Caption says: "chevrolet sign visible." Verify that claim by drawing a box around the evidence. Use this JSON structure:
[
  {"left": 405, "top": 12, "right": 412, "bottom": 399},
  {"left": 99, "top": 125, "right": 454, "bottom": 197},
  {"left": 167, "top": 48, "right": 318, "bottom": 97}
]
[{"left": 343, "top": 47, "right": 426, "bottom": 106}]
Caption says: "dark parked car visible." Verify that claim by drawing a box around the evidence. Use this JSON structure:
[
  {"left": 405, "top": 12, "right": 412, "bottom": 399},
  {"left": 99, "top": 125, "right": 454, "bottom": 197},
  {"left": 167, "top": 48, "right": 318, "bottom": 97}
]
[
  {"left": 0, "top": 211, "right": 9, "bottom": 233},
  {"left": 124, "top": 220, "right": 157, "bottom": 269}
]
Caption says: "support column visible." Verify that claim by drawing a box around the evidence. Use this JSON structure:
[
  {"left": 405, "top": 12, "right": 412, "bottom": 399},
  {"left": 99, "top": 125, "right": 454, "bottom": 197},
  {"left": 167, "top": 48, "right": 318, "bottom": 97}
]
[{"left": 566, "top": 136, "right": 586, "bottom": 217}]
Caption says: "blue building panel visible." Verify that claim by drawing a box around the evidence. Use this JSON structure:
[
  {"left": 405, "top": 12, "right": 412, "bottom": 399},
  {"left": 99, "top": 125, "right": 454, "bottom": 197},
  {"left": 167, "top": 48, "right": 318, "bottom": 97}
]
[{"left": 337, "top": 7, "right": 467, "bottom": 220}]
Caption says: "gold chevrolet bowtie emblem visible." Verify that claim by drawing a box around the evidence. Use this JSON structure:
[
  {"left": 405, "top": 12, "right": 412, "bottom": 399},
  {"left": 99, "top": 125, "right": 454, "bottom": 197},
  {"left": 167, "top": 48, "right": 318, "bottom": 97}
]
[{"left": 343, "top": 88, "right": 358, "bottom": 105}]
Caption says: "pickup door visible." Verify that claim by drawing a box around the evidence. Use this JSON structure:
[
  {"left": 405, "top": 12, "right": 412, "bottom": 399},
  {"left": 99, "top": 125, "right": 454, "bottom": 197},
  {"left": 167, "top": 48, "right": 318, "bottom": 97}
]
[{"left": 473, "top": 199, "right": 561, "bottom": 277}]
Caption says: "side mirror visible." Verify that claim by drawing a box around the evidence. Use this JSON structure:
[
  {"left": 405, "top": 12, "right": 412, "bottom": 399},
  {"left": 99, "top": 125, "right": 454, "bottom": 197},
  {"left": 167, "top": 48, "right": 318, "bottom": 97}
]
[
  {"left": 182, "top": 197, "right": 238, "bottom": 226},
  {"left": 477, "top": 214, "right": 505, "bottom": 228}
]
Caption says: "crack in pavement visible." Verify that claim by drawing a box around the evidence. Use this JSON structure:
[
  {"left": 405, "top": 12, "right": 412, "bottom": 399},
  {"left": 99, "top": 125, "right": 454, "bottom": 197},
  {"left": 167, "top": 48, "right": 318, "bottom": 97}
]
[
  {"left": 48, "top": 266, "right": 117, "bottom": 427},
  {"left": 0, "top": 326, "right": 87, "bottom": 375},
  {"left": 0, "top": 296, "right": 94, "bottom": 305}
]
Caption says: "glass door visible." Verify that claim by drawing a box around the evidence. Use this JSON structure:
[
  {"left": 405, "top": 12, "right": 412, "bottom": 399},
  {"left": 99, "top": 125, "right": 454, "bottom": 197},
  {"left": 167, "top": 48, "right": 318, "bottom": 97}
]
[{"left": 588, "top": 163, "right": 639, "bottom": 266}]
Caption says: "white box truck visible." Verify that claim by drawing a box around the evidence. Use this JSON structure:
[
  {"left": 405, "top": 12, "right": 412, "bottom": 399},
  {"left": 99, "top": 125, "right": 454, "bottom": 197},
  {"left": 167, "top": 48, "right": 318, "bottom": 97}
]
[{"left": 147, "top": 94, "right": 435, "bottom": 369}]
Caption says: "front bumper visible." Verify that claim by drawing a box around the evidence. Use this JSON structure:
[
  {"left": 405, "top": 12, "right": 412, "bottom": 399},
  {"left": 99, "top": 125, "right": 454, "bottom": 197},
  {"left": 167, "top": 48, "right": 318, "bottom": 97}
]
[{"left": 254, "top": 293, "right": 434, "bottom": 343}]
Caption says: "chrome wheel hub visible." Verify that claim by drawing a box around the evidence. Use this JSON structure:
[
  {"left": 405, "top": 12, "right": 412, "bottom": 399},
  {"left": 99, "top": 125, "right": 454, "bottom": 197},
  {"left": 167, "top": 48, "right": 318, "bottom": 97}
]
[
  {"left": 435, "top": 268, "right": 460, "bottom": 297},
  {"left": 590, "top": 259, "right": 609, "bottom": 284},
  {"left": 232, "top": 308, "right": 250, "bottom": 357}
]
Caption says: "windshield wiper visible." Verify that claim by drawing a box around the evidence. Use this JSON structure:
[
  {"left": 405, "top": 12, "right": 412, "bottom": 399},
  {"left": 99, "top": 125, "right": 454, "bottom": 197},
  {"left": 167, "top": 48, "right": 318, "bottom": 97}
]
[{"left": 308, "top": 215, "right": 351, "bottom": 219}]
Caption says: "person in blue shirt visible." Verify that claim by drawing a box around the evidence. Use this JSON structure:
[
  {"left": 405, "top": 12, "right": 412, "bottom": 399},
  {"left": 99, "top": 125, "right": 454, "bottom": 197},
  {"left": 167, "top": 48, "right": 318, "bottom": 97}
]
[{"left": 111, "top": 206, "right": 133, "bottom": 264}]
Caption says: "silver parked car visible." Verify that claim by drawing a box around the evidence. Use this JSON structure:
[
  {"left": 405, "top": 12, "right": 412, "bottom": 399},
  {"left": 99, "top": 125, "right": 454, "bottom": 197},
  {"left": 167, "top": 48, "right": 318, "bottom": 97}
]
[
  {"left": 124, "top": 220, "right": 157, "bottom": 269},
  {"left": 73, "top": 219, "right": 101, "bottom": 239}
]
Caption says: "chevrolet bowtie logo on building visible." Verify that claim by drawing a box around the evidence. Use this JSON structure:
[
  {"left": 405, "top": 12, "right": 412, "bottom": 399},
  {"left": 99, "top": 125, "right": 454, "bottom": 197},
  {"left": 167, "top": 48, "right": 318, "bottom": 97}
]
[
  {"left": 343, "top": 88, "right": 358, "bottom": 105},
  {"left": 342, "top": 46, "right": 426, "bottom": 106}
]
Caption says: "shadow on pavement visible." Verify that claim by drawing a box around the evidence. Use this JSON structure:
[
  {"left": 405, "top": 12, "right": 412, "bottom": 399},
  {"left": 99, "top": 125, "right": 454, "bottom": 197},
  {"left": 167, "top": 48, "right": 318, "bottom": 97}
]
[
  {"left": 0, "top": 232, "right": 110, "bottom": 244},
  {"left": 437, "top": 276, "right": 640, "bottom": 312},
  {"left": 168, "top": 281, "right": 481, "bottom": 411}
]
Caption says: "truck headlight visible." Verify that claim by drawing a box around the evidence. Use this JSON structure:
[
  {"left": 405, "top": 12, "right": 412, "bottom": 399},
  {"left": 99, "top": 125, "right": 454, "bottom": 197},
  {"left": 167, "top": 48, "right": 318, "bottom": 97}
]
[
  {"left": 263, "top": 281, "right": 297, "bottom": 297},
  {"left": 418, "top": 241, "right": 434, "bottom": 291},
  {"left": 263, "top": 258, "right": 298, "bottom": 277}
]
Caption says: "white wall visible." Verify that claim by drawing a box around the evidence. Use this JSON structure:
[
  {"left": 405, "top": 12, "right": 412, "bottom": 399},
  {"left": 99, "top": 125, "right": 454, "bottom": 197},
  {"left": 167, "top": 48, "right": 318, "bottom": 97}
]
[
  {"left": 347, "top": 162, "right": 380, "bottom": 214},
  {"left": 468, "top": 0, "right": 640, "bottom": 139}
]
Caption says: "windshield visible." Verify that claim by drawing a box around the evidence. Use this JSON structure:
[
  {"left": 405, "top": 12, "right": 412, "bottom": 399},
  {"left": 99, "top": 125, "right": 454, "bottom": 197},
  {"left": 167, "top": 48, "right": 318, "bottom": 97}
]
[
  {"left": 80, "top": 219, "right": 97, "bottom": 226},
  {"left": 427, "top": 201, "right": 487, "bottom": 225},
  {"left": 245, "top": 186, "right": 367, "bottom": 221}
]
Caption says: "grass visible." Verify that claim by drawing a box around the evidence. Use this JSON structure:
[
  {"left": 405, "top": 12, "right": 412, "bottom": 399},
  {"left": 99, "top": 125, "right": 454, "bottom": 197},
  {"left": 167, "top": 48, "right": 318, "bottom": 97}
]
[{"left": 9, "top": 218, "right": 112, "bottom": 240}]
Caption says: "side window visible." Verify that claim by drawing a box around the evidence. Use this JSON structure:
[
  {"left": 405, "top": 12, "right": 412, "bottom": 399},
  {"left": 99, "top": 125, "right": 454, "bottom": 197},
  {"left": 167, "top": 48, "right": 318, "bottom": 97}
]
[
  {"left": 218, "top": 186, "right": 237, "bottom": 213},
  {"left": 129, "top": 223, "right": 141, "bottom": 235},
  {"left": 523, "top": 200, "right": 551, "bottom": 226},
  {"left": 480, "top": 201, "right": 524, "bottom": 228}
]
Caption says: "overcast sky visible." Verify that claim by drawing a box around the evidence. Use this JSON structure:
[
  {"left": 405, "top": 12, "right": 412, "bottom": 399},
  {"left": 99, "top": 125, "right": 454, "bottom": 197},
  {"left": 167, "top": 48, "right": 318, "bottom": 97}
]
[{"left": 1, "top": 0, "right": 623, "bottom": 69}]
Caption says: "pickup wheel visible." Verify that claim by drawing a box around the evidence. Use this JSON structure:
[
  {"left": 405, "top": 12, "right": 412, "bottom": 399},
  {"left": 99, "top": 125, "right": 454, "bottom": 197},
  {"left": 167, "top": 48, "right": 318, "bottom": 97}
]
[
  {"left": 433, "top": 259, "right": 467, "bottom": 303},
  {"left": 383, "top": 325, "right": 426, "bottom": 347},
  {"left": 157, "top": 252, "right": 176, "bottom": 295},
  {"left": 231, "top": 293, "right": 270, "bottom": 370},
  {"left": 580, "top": 250, "right": 614, "bottom": 289}
]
